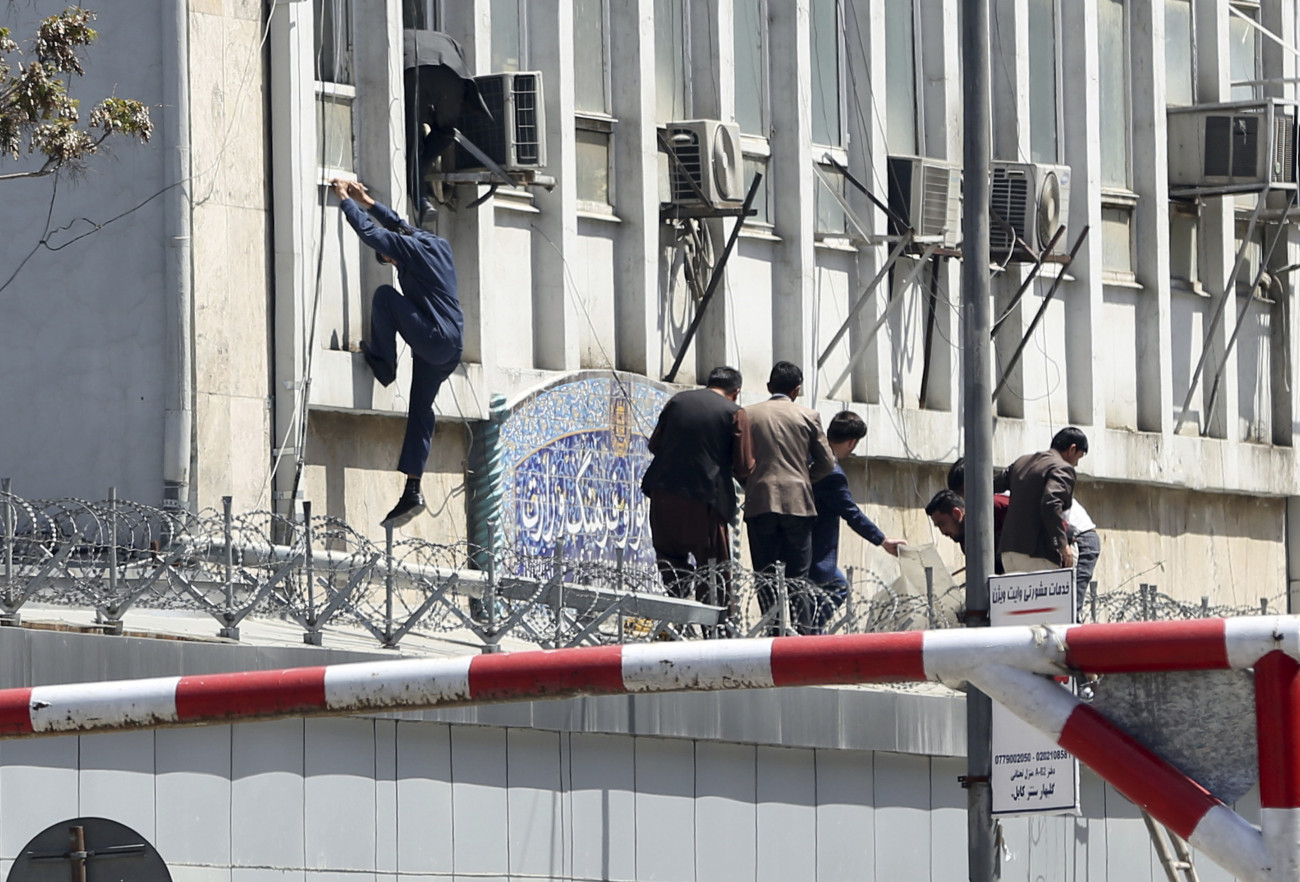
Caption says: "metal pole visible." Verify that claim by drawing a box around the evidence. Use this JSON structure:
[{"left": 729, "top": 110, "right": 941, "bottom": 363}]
[
  {"left": 962, "top": 0, "right": 998, "bottom": 877},
  {"left": 222, "top": 496, "right": 234, "bottom": 613},
  {"left": 107, "top": 487, "right": 119, "bottom": 601},
  {"left": 304, "top": 500, "right": 315, "bottom": 624},
  {"left": 1, "top": 479, "right": 11, "bottom": 600},
  {"left": 385, "top": 523, "right": 395, "bottom": 645}
]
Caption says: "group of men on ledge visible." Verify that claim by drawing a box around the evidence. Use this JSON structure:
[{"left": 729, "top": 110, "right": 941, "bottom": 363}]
[{"left": 641, "top": 364, "right": 1098, "bottom": 634}]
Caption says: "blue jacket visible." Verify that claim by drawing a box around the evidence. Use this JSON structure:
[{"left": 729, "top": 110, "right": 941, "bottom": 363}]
[
  {"left": 341, "top": 198, "right": 464, "bottom": 343},
  {"left": 810, "top": 463, "right": 884, "bottom": 585}
]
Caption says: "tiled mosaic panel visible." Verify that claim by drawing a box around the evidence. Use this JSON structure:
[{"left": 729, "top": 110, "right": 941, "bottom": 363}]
[{"left": 498, "top": 374, "right": 671, "bottom": 571}]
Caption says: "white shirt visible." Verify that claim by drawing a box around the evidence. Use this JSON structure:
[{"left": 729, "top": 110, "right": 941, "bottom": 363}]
[{"left": 1067, "top": 499, "right": 1096, "bottom": 533}]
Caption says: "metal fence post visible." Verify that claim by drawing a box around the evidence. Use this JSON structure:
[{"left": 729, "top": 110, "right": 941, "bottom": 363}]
[
  {"left": 553, "top": 544, "right": 565, "bottom": 646},
  {"left": 1089, "top": 581, "right": 1098, "bottom": 624},
  {"left": 107, "top": 487, "right": 119, "bottom": 601},
  {"left": 776, "top": 562, "right": 789, "bottom": 635},
  {"left": 303, "top": 500, "right": 315, "bottom": 626},
  {"left": 925, "top": 566, "right": 936, "bottom": 628},
  {"left": 384, "top": 522, "right": 395, "bottom": 646},
  {"left": 1, "top": 479, "right": 11, "bottom": 599},
  {"left": 845, "top": 566, "right": 856, "bottom": 632},
  {"left": 615, "top": 545, "right": 626, "bottom": 643},
  {"left": 222, "top": 496, "right": 234, "bottom": 614}
]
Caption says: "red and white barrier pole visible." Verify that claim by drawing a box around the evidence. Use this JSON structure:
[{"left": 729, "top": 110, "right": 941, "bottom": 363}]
[
  {"left": 970, "top": 663, "right": 1270, "bottom": 882},
  {"left": 0, "top": 617, "right": 1295, "bottom": 880},
  {"left": 1256, "top": 651, "right": 1300, "bottom": 879}
]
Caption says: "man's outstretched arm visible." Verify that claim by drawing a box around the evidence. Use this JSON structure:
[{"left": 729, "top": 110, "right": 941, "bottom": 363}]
[{"left": 330, "top": 179, "right": 424, "bottom": 266}]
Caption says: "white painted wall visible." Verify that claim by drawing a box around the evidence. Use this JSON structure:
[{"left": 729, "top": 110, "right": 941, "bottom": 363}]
[{"left": 0, "top": 717, "right": 1240, "bottom": 882}]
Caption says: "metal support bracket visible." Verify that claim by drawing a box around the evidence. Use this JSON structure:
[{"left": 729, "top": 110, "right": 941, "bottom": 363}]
[
  {"left": 991, "top": 225, "right": 1092, "bottom": 402},
  {"left": 824, "top": 240, "right": 942, "bottom": 400},
  {"left": 663, "top": 173, "right": 763, "bottom": 383}
]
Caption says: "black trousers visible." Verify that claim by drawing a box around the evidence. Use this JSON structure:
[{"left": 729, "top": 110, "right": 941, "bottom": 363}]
[{"left": 746, "top": 512, "right": 814, "bottom": 623}]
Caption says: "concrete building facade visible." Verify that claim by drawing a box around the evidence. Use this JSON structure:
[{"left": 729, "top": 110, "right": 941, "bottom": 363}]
[{"left": 2, "top": 0, "right": 1299, "bottom": 609}]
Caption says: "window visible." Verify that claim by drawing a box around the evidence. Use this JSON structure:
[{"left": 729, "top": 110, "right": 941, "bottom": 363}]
[
  {"left": 1170, "top": 203, "right": 1202, "bottom": 292},
  {"left": 884, "top": 0, "right": 918, "bottom": 156},
  {"left": 743, "top": 146, "right": 771, "bottom": 225},
  {"left": 734, "top": 0, "right": 770, "bottom": 227},
  {"left": 574, "top": 0, "right": 613, "bottom": 207},
  {"left": 1229, "top": 3, "right": 1260, "bottom": 101},
  {"left": 1098, "top": 0, "right": 1133, "bottom": 280},
  {"left": 1027, "top": 0, "right": 1059, "bottom": 163},
  {"left": 1097, "top": 0, "right": 1129, "bottom": 190},
  {"left": 810, "top": 0, "right": 842, "bottom": 148},
  {"left": 314, "top": 0, "right": 353, "bottom": 84},
  {"left": 402, "top": 0, "right": 439, "bottom": 30},
  {"left": 655, "top": 0, "right": 690, "bottom": 123},
  {"left": 1165, "top": 0, "right": 1195, "bottom": 106},
  {"left": 815, "top": 164, "right": 847, "bottom": 236},
  {"left": 1101, "top": 206, "right": 1135, "bottom": 278},
  {"left": 492, "top": 0, "right": 526, "bottom": 72},
  {"left": 733, "top": 0, "right": 769, "bottom": 137},
  {"left": 318, "top": 93, "right": 354, "bottom": 173},
  {"left": 315, "top": 0, "right": 354, "bottom": 174}
]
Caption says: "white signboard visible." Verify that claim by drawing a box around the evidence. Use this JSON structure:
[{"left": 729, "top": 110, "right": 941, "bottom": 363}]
[{"left": 989, "top": 567, "right": 1079, "bottom": 816}]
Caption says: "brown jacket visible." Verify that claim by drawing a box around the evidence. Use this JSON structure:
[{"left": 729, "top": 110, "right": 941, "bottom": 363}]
[
  {"left": 994, "top": 449, "right": 1076, "bottom": 565},
  {"left": 742, "top": 395, "right": 836, "bottom": 519}
]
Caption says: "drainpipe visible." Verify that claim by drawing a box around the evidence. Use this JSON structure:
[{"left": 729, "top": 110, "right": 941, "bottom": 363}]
[{"left": 161, "top": 0, "right": 194, "bottom": 511}]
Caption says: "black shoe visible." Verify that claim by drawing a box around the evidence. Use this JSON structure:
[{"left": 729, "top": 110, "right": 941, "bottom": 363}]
[
  {"left": 382, "top": 488, "right": 426, "bottom": 529},
  {"left": 360, "top": 341, "right": 397, "bottom": 387}
]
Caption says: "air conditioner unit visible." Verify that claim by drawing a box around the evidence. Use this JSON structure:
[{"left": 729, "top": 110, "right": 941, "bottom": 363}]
[
  {"left": 1167, "top": 99, "right": 1297, "bottom": 193},
  {"left": 989, "top": 161, "right": 1071, "bottom": 259},
  {"left": 886, "top": 155, "right": 963, "bottom": 249},
  {"left": 453, "top": 71, "right": 547, "bottom": 171},
  {"left": 663, "top": 120, "right": 744, "bottom": 208}
]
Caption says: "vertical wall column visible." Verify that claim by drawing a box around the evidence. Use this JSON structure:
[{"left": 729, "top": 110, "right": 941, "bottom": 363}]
[
  {"left": 767, "top": 1, "right": 815, "bottom": 377},
  {"left": 690, "top": 0, "right": 742, "bottom": 378},
  {"left": 1255, "top": 651, "right": 1300, "bottom": 878},
  {"left": 1129, "top": 0, "right": 1174, "bottom": 434},
  {"left": 1060, "top": 0, "right": 1105, "bottom": 432},
  {"left": 1263, "top": 1, "right": 1297, "bottom": 448},
  {"left": 1193, "top": 0, "right": 1237, "bottom": 439},
  {"left": 611, "top": 1, "right": 661, "bottom": 378},
  {"left": 354, "top": 0, "right": 406, "bottom": 325},
  {"left": 441, "top": 2, "right": 499, "bottom": 369},
  {"left": 532, "top": 0, "right": 582, "bottom": 372},
  {"left": 989, "top": 0, "right": 1029, "bottom": 419},
  {"left": 844, "top": 2, "right": 888, "bottom": 407},
  {"left": 917, "top": 0, "right": 962, "bottom": 414},
  {"left": 269, "top": 0, "right": 315, "bottom": 521}
]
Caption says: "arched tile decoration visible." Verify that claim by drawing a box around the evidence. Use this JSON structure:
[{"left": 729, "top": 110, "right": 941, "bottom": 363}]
[{"left": 478, "top": 371, "right": 673, "bottom": 573}]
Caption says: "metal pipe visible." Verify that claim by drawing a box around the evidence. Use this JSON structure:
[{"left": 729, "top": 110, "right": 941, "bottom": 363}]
[
  {"left": 4, "top": 478, "right": 14, "bottom": 597},
  {"left": 991, "top": 225, "right": 1092, "bottom": 401},
  {"left": 222, "top": 496, "right": 234, "bottom": 612},
  {"left": 304, "top": 500, "right": 315, "bottom": 621},
  {"left": 961, "top": 1, "right": 996, "bottom": 878},
  {"left": 107, "top": 488, "right": 118, "bottom": 601},
  {"left": 161, "top": 0, "right": 194, "bottom": 511}
]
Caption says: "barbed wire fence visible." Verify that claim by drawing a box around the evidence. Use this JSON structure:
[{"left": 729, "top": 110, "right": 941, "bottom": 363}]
[{"left": 0, "top": 485, "right": 1287, "bottom": 653}]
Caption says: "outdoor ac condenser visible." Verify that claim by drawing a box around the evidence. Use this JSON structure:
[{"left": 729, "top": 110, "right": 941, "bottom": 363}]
[
  {"left": 663, "top": 120, "right": 744, "bottom": 209},
  {"left": 1167, "top": 100, "right": 1298, "bottom": 194},
  {"left": 453, "top": 71, "right": 547, "bottom": 171},
  {"left": 886, "top": 155, "right": 963, "bottom": 249},
  {"left": 989, "top": 161, "right": 1071, "bottom": 259}
]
